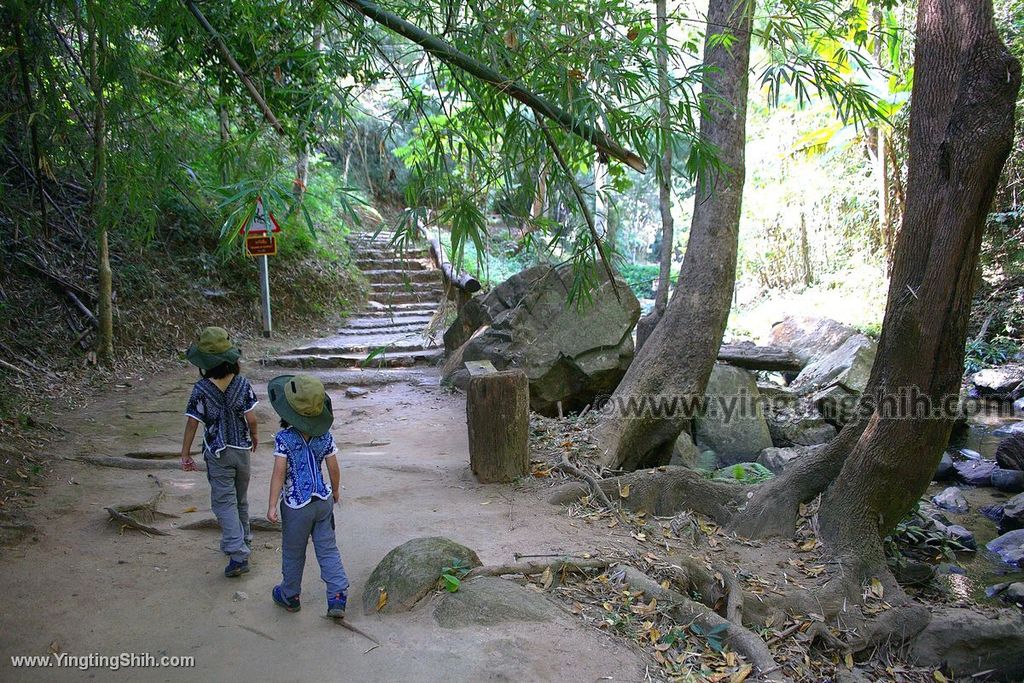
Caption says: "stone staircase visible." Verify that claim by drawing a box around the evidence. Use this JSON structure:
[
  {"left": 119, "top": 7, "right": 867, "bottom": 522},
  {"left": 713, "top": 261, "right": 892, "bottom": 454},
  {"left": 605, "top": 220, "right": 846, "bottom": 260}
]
[{"left": 265, "top": 231, "right": 446, "bottom": 370}]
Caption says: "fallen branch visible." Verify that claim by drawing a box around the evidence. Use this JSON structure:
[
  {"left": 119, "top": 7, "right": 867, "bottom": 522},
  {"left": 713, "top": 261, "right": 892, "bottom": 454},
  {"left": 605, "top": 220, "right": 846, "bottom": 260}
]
[
  {"left": 615, "top": 565, "right": 787, "bottom": 682},
  {"left": 104, "top": 476, "right": 176, "bottom": 536},
  {"left": 465, "top": 557, "right": 614, "bottom": 580},
  {"left": 555, "top": 453, "right": 626, "bottom": 525}
]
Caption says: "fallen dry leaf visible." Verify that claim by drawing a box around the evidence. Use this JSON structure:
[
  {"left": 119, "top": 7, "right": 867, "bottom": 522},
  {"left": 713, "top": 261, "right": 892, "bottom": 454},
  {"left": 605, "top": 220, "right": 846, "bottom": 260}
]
[{"left": 375, "top": 589, "right": 388, "bottom": 611}]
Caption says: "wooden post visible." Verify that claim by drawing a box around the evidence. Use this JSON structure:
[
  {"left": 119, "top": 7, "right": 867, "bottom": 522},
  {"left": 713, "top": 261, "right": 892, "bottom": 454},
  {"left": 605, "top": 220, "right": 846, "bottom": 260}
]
[{"left": 466, "top": 363, "right": 529, "bottom": 483}]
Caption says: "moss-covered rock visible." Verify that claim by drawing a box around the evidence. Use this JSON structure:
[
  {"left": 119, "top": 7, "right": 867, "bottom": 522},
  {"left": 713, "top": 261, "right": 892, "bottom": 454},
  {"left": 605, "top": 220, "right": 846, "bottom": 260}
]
[
  {"left": 362, "top": 537, "right": 481, "bottom": 615},
  {"left": 433, "top": 577, "right": 561, "bottom": 627}
]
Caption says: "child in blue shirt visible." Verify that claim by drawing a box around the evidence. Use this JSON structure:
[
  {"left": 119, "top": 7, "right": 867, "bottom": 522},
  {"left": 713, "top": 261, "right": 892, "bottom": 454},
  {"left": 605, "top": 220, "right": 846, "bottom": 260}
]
[
  {"left": 266, "top": 373, "right": 349, "bottom": 617},
  {"left": 180, "top": 327, "right": 259, "bottom": 578}
]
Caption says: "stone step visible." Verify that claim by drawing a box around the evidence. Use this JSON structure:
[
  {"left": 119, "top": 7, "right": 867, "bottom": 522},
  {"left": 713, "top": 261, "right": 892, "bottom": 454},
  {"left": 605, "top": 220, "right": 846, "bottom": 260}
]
[
  {"left": 342, "top": 314, "right": 434, "bottom": 329},
  {"left": 334, "top": 323, "right": 429, "bottom": 337},
  {"left": 355, "top": 248, "right": 430, "bottom": 260},
  {"left": 358, "top": 302, "right": 439, "bottom": 316},
  {"left": 367, "top": 290, "right": 442, "bottom": 305},
  {"left": 361, "top": 269, "right": 440, "bottom": 284},
  {"left": 264, "top": 348, "right": 443, "bottom": 369},
  {"left": 356, "top": 258, "right": 428, "bottom": 270},
  {"left": 289, "top": 332, "right": 434, "bottom": 354},
  {"left": 247, "top": 366, "right": 437, "bottom": 388},
  {"left": 370, "top": 280, "right": 442, "bottom": 294}
]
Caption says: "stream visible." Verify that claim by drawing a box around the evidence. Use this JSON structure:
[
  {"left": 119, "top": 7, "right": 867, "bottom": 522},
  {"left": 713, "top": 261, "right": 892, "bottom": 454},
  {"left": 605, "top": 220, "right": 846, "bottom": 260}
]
[{"left": 941, "top": 403, "right": 1024, "bottom": 602}]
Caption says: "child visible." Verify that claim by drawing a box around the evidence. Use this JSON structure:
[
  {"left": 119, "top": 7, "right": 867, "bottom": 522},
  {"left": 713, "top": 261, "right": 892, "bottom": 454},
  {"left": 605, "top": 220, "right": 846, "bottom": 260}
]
[
  {"left": 180, "top": 326, "right": 259, "bottom": 578},
  {"left": 266, "top": 373, "right": 349, "bottom": 617}
]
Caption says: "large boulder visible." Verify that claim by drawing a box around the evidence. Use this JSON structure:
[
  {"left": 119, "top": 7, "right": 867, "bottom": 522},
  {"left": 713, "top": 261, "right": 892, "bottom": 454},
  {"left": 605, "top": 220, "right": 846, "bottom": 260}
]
[
  {"left": 433, "top": 577, "right": 562, "bottom": 627},
  {"left": 1002, "top": 493, "right": 1024, "bottom": 531},
  {"left": 971, "top": 365, "right": 1024, "bottom": 399},
  {"left": 769, "top": 316, "right": 859, "bottom": 365},
  {"left": 932, "top": 486, "right": 969, "bottom": 513},
  {"left": 756, "top": 444, "right": 824, "bottom": 474},
  {"left": 766, "top": 409, "right": 837, "bottom": 447},
  {"left": 694, "top": 365, "right": 773, "bottom": 465},
  {"left": 362, "top": 537, "right": 481, "bottom": 615},
  {"left": 441, "top": 264, "right": 640, "bottom": 416},
  {"left": 791, "top": 334, "right": 877, "bottom": 395},
  {"left": 954, "top": 459, "right": 997, "bottom": 487},
  {"left": 987, "top": 529, "right": 1024, "bottom": 567},
  {"left": 996, "top": 432, "right": 1024, "bottom": 470},
  {"left": 993, "top": 468, "right": 1024, "bottom": 493}
]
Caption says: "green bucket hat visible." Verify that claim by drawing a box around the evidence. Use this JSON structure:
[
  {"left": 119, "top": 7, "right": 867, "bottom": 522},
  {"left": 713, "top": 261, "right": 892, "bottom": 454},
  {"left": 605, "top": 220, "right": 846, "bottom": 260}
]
[
  {"left": 268, "top": 374, "right": 334, "bottom": 437},
  {"left": 186, "top": 326, "right": 242, "bottom": 370}
]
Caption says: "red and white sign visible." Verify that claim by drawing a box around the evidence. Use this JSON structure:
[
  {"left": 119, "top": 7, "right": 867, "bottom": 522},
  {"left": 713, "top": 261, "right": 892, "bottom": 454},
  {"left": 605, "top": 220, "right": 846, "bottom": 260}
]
[{"left": 240, "top": 196, "right": 281, "bottom": 235}]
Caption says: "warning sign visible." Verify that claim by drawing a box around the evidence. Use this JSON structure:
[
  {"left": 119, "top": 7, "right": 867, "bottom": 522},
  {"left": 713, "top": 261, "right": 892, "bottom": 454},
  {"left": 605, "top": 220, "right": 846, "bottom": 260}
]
[
  {"left": 245, "top": 234, "right": 277, "bottom": 257},
  {"left": 241, "top": 196, "right": 281, "bottom": 235}
]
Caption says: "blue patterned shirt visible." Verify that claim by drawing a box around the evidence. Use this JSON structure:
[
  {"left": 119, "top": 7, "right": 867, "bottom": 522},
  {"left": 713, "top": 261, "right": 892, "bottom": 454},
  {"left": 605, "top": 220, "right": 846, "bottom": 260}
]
[
  {"left": 273, "top": 428, "right": 337, "bottom": 509},
  {"left": 185, "top": 376, "right": 258, "bottom": 456}
]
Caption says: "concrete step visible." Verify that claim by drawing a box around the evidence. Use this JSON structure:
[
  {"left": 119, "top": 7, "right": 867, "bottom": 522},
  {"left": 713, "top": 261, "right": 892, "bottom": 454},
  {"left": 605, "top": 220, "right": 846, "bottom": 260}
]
[
  {"left": 342, "top": 314, "right": 434, "bottom": 329},
  {"left": 355, "top": 248, "right": 430, "bottom": 260},
  {"left": 368, "top": 292, "right": 441, "bottom": 306},
  {"left": 264, "top": 348, "right": 443, "bottom": 369},
  {"left": 289, "top": 334, "right": 433, "bottom": 355},
  {"left": 247, "top": 366, "right": 437, "bottom": 388},
  {"left": 362, "top": 269, "right": 440, "bottom": 284},
  {"left": 334, "top": 323, "right": 429, "bottom": 337},
  {"left": 370, "top": 280, "right": 442, "bottom": 294},
  {"left": 356, "top": 258, "right": 427, "bottom": 270}
]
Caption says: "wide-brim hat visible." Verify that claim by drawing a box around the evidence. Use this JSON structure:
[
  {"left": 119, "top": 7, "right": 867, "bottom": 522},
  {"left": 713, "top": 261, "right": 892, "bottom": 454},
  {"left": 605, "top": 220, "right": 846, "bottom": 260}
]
[
  {"left": 186, "top": 326, "right": 242, "bottom": 370},
  {"left": 268, "top": 374, "right": 334, "bottom": 437}
]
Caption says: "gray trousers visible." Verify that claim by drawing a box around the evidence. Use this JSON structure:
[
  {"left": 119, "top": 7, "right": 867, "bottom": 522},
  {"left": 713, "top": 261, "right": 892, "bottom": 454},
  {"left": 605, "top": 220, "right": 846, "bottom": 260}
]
[
  {"left": 280, "top": 497, "right": 349, "bottom": 600},
  {"left": 204, "top": 446, "right": 251, "bottom": 562}
]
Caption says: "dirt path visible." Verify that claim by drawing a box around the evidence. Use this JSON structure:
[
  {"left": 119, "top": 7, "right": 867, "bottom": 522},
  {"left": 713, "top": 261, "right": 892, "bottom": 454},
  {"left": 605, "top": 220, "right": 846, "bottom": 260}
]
[{"left": 0, "top": 363, "right": 647, "bottom": 682}]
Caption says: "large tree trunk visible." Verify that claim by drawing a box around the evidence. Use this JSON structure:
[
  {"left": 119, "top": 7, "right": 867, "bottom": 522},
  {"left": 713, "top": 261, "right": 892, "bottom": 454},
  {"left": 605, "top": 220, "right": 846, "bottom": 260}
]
[
  {"left": 88, "top": 0, "right": 113, "bottom": 363},
  {"left": 636, "top": 0, "right": 674, "bottom": 352},
  {"left": 593, "top": 0, "right": 753, "bottom": 470},
  {"left": 816, "top": 0, "right": 1020, "bottom": 566}
]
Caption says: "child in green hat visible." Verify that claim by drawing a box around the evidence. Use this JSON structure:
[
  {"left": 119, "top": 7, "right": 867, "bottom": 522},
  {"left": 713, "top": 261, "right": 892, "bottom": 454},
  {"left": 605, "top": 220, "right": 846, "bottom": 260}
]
[
  {"left": 180, "top": 326, "right": 259, "bottom": 578},
  {"left": 266, "top": 373, "right": 349, "bottom": 617}
]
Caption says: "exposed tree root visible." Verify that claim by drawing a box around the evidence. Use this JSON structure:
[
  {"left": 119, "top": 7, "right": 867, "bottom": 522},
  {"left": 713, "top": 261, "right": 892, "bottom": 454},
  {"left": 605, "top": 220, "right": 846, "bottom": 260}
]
[
  {"left": 179, "top": 516, "right": 280, "bottom": 532},
  {"left": 79, "top": 455, "right": 206, "bottom": 471},
  {"left": 554, "top": 454, "right": 626, "bottom": 524},
  {"left": 549, "top": 465, "right": 744, "bottom": 524},
  {"left": 614, "top": 564, "right": 788, "bottom": 682}
]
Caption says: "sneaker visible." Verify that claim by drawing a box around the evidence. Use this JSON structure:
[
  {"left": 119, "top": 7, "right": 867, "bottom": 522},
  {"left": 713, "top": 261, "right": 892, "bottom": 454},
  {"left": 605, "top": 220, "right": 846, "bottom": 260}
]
[
  {"left": 273, "top": 585, "right": 301, "bottom": 612},
  {"left": 327, "top": 592, "right": 347, "bottom": 619},
  {"left": 224, "top": 559, "right": 249, "bottom": 577}
]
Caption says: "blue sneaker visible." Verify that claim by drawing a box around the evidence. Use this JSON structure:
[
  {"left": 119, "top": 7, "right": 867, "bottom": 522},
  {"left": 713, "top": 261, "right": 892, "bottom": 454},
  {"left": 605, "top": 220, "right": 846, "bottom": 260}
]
[
  {"left": 224, "top": 559, "right": 249, "bottom": 578},
  {"left": 327, "top": 592, "right": 347, "bottom": 619},
  {"left": 273, "top": 585, "right": 301, "bottom": 612}
]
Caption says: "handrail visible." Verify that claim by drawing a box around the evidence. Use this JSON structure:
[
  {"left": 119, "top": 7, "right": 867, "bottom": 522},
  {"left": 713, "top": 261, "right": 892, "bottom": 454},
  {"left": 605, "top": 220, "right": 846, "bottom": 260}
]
[{"left": 429, "top": 237, "right": 482, "bottom": 294}]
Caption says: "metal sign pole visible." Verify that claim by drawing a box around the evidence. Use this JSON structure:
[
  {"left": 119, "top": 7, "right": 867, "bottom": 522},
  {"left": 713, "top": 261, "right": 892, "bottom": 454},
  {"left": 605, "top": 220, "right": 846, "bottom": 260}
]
[{"left": 259, "top": 254, "right": 273, "bottom": 338}]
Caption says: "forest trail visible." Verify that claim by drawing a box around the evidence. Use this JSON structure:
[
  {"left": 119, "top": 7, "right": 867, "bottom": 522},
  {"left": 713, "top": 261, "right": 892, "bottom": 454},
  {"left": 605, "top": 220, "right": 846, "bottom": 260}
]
[
  {"left": 0, "top": 332, "right": 646, "bottom": 681},
  {"left": 266, "top": 232, "right": 446, "bottom": 369}
]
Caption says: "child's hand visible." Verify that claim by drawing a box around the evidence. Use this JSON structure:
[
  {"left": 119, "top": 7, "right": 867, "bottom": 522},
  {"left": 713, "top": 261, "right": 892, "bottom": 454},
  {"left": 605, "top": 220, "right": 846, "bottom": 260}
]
[
  {"left": 333, "top": 490, "right": 340, "bottom": 504},
  {"left": 180, "top": 455, "right": 197, "bottom": 472},
  {"left": 250, "top": 436, "right": 258, "bottom": 453},
  {"left": 267, "top": 506, "right": 279, "bottom": 524}
]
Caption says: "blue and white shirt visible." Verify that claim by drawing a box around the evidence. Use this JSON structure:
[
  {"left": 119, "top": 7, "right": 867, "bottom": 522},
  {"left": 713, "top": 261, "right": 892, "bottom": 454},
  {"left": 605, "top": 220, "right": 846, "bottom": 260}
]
[
  {"left": 185, "top": 376, "right": 258, "bottom": 456},
  {"left": 273, "top": 427, "right": 338, "bottom": 509}
]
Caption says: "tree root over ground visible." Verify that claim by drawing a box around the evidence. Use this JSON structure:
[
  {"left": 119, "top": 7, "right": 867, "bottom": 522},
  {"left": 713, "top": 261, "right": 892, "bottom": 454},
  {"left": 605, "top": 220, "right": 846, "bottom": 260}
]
[
  {"left": 179, "top": 516, "right": 281, "bottom": 532},
  {"left": 104, "top": 475, "right": 178, "bottom": 535}
]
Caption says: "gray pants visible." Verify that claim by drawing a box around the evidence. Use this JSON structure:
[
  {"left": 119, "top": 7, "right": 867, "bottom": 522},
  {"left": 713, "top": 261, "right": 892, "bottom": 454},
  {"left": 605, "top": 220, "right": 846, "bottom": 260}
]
[
  {"left": 280, "top": 497, "right": 349, "bottom": 600},
  {"left": 205, "top": 446, "right": 251, "bottom": 562}
]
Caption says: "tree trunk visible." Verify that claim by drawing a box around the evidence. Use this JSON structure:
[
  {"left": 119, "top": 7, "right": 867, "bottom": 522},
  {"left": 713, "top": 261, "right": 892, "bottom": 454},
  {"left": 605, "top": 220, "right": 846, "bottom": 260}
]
[
  {"left": 593, "top": 0, "right": 753, "bottom": 470},
  {"left": 636, "top": 0, "right": 675, "bottom": 353},
  {"left": 88, "top": 0, "right": 114, "bottom": 363},
  {"left": 14, "top": 17, "right": 48, "bottom": 239},
  {"left": 817, "top": 0, "right": 1020, "bottom": 566}
]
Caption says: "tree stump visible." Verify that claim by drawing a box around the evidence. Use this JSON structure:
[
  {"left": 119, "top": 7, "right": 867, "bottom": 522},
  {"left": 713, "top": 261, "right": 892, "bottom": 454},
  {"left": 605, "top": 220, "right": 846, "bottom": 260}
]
[{"left": 466, "top": 368, "right": 529, "bottom": 483}]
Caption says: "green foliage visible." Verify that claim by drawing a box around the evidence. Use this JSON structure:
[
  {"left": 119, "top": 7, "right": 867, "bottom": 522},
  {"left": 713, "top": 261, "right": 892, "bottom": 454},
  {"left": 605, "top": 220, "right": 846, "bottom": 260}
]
[
  {"left": 688, "top": 622, "right": 729, "bottom": 653},
  {"left": 439, "top": 559, "right": 472, "bottom": 593},
  {"left": 965, "top": 335, "right": 1020, "bottom": 374},
  {"left": 618, "top": 263, "right": 679, "bottom": 299}
]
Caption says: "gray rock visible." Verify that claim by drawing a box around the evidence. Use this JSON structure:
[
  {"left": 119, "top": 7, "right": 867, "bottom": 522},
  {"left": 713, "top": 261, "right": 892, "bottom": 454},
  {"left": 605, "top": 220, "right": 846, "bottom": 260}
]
[
  {"left": 994, "top": 420, "right": 1024, "bottom": 437},
  {"left": 441, "top": 264, "right": 640, "bottom": 415},
  {"left": 233, "top": 591, "right": 249, "bottom": 601},
  {"left": 433, "top": 577, "right": 561, "bottom": 627},
  {"left": 768, "top": 316, "right": 858, "bottom": 365},
  {"left": 954, "top": 459, "right": 997, "bottom": 487},
  {"left": 362, "top": 537, "right": 481, "bottom": 614},
  {"left": 986, "top": 581, "right": 1024, "bottom": 607},
  {"left": 934, "top": 452, "right": 955, "bottom": 481},
  {"left": 669, "top": 432, "right": 699, "bottom": 468},
  {"left": 993, "top": 468, "right": 1024, "bottom": 492},
  {"left": 958, "top": 448, "right": 982, "bottom": 460},
  {"left": 344, "top": 386, "right": 369, "bottom": 398},
  {"left": 944, "top": 524, "right": 976, "bottom": 550},
  {"left": 909, "top": 606, "right": 1024, "bottom": 680},
  {"left": 766, "top": 409, "right": 837, "bottom": 447},
  {"left": 694, "top": 365, "right": 773, "bottom": 465},
  {"left": 712, "top": 462, "right": 774, "bottom": 484},
  {"left": 791, "top": 334, "right": 877, "bottom": 396},
  {"left": 756, "top": 444, "right": 825, "bottom": 475},
  {"left": 972, "top": 365, "right": 1024, "bottom": 398},
  {"left": 996, "top": 433, "right": 1024, "bottom": 471},
  {"left": 932, "top": 486, "right": 969, "bottom": 513},
  {"left": 987, "top": 529, "right": 1024, "bottom": 566},
  {"left": 1002, "top": 493, "right": 1024, "bottom": 531}
]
